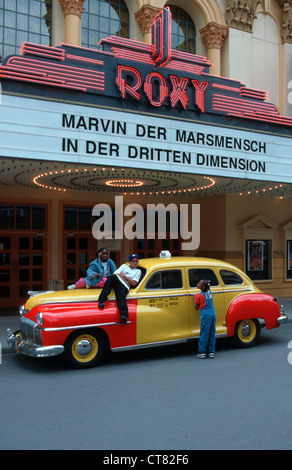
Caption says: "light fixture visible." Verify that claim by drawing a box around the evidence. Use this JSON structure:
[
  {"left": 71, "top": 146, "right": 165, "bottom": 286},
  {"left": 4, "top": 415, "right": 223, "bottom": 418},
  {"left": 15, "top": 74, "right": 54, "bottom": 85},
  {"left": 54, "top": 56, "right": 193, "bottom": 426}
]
[
  {"left": 32, "top": 167, "right": 216, "bottom": 195},
  {"left": 238, "top": 183, "right": 286, "bottom": 197},
  {"left": 105, "top": 179, "right": 144, "bottom": 188}
]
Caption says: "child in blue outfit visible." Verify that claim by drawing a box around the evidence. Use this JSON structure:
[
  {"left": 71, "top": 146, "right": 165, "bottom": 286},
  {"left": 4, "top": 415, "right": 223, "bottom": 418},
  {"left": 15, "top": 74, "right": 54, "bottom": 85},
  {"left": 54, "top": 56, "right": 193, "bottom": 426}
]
[{"left": 194, "top": 279, "right": 216, "bottom": 358}]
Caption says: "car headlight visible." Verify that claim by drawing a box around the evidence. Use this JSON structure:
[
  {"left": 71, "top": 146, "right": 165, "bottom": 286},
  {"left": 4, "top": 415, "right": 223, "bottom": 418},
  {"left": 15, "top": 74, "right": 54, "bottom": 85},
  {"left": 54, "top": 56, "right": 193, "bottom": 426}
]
[
  {"left": 19, "top": 304, "right": 29, "bottom": 315},
  {"left": 37, "top": 312, "right": 43, "bottom": 326}
]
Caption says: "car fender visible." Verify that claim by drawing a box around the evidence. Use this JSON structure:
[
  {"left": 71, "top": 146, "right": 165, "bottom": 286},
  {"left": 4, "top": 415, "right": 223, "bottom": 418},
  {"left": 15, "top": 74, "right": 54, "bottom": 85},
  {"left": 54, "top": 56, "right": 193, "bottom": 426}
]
[
  {"left": 29, "top": 299, "right": 137, "bottom": 350},
  {"left": 225, "top": 293, "right": 281, "bottom": 336}
]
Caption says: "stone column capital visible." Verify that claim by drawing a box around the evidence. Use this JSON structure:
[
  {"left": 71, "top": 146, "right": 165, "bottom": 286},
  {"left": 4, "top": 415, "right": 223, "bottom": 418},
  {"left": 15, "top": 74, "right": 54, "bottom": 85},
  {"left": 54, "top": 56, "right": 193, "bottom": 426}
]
[
  {"left": 135, "top": 4, "right": 161, "bottom": 35},
  {"left": 200, "top": 22, "right": 228, "bottom": 49},
  {"left": 58, "top": 0, "right": 86, "bottom": 17}
]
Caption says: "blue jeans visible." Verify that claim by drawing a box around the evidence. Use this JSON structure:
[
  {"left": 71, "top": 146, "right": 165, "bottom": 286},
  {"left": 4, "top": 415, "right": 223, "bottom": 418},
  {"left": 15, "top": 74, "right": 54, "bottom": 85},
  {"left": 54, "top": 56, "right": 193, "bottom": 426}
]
[{"left": 198, "top": 313, "right": 216, "bottom": 353}]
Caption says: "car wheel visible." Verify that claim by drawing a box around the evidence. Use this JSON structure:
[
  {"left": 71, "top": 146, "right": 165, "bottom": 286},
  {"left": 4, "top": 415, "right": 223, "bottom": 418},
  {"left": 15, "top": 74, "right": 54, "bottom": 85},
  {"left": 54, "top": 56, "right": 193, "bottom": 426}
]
[
  {"left": 64, "top": 329, "right": 106, "bottom": 368},
  {"left": 233, "top": 319, "right": 260, "bottom": 348}
]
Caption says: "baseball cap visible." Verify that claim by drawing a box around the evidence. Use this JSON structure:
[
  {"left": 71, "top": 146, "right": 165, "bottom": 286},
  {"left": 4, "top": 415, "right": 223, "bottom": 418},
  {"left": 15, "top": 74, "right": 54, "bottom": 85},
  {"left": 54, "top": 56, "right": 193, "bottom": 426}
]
[{"left": 129, "top": 254, "right": 139, "bottom": 261}]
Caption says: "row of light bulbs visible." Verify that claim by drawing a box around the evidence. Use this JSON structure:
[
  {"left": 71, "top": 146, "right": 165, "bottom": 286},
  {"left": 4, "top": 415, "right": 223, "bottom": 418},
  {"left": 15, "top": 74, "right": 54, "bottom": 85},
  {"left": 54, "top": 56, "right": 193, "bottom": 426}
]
[
  {"left": 32, "top": 167, "right": 287, "bottom": 198},
  {"left": 32, "top": 167, "right": 216, "bottom": 195},
  {"left": 239, "top": 183, "right": 286, "bottom": 198}
]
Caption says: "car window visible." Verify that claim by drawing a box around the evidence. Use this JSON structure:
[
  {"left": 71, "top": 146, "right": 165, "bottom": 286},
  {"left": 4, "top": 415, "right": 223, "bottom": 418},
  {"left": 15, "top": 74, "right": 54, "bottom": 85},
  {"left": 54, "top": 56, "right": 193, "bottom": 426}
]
[
  {"left": 220, "top": 269, "right": 243, "bottom": 285},
  {"left": 188, "top": 268, "right": 219, "bottom": 287},
  {"left": 146, "top": 270, "right": 183, "bottom": 290},
  {"left": 146, "top": 272, "right": 161, "bottom": 289}
]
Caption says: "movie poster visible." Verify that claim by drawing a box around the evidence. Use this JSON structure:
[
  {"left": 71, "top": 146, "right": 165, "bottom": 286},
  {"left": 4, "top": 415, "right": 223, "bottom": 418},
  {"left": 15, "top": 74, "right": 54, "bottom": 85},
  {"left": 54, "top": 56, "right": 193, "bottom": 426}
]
[
  {"left": 288, "top": 240, "right": 292, "bottom": 271},
  {"left": 248, "top": 240, "right": 264, "bottom": 271}
]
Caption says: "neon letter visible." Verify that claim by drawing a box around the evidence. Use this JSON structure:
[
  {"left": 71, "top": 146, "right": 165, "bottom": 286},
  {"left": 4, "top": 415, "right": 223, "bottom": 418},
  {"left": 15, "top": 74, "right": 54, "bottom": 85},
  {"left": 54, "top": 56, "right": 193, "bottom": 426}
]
[
  {"left": 116, "top": 65, "right": 141, "bottom": 100},
  {"left": 191, "top": 80, "right": 209, "bottom": 113},
  {"left": 170, "top": 76, "right": 189, "bottom": 109},
  {"left": 144, "top": 72, "right": 168, "bottom": 107}
]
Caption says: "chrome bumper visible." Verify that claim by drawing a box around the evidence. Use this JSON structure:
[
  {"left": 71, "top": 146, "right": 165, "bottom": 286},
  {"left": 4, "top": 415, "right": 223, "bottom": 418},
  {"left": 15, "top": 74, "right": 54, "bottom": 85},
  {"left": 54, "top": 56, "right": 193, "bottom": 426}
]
[
  {"left": 277, "top": 314, "right": 288, "bottom": 325},
  {"left": 7, "top": 329, "right": 64, "bottom": 358}
]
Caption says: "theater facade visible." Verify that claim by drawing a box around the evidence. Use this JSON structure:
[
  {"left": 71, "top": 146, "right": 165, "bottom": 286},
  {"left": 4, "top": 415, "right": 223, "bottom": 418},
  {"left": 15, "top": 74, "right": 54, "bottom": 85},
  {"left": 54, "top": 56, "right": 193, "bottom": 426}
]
[{"left": 0, "top": 1, "right": 292, "bottom": 308}]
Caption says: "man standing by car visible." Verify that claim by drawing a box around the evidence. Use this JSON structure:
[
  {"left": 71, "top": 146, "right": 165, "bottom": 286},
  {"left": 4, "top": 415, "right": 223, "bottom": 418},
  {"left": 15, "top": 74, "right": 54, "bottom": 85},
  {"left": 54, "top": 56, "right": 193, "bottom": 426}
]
[{"left": 98, "top": 254, "right": 141, "bottom": 324}]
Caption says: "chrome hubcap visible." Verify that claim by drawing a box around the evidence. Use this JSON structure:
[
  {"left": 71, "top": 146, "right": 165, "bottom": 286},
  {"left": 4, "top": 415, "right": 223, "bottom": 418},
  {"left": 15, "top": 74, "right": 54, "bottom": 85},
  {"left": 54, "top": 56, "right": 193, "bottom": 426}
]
[
  {"left": 76, "top": 339, "right": 92, "bottom": 356},
  {"left": 241, "top": 324, "right": 251, "bottom": 337}
]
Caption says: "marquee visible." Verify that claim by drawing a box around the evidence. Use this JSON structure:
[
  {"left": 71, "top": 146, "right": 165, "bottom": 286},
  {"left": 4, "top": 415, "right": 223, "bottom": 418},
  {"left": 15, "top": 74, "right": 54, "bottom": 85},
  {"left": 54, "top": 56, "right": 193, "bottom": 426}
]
[{"left": 0, "top": 7, "right": 291, "bottom": 186}]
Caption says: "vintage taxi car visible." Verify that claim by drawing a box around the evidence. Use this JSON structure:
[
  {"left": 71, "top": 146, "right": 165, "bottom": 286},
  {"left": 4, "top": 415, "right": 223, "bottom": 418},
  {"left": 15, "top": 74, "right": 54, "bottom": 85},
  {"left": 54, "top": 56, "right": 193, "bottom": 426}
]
[{"left": 7, "top": 252, "right": 287, "bottom": 368}]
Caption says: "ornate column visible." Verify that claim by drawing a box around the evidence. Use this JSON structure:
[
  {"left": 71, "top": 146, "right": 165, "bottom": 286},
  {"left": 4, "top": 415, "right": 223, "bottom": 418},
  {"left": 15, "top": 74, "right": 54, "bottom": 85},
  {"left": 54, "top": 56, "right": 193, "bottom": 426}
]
[
  {"left": 58, "top": 0, "right": 86, "bottom": 46},
  {"left": 200, "top": 22, "right": 228, "bottom": 76},
  {"left": 135, "top": 4, "right": 161, "bottom": 44}
]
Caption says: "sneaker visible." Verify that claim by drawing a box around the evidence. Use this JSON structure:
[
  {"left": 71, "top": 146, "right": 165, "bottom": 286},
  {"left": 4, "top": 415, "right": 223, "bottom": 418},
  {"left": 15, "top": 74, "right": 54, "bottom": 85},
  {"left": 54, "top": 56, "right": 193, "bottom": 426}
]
[
  {"left": 197, "top": 353, "right": 207, "bottom": 359},
  {"left": 67, "top": 284, "right": 76, "bottom": 290},
  {"left": 98, "top": 300, "right": 105, "bottom": 309},
  {"left": 207, "top": 353, "right": 215, "bottom": 358},
  {"left": 120, "top": 317, "right": 127, "bottom": 324}
]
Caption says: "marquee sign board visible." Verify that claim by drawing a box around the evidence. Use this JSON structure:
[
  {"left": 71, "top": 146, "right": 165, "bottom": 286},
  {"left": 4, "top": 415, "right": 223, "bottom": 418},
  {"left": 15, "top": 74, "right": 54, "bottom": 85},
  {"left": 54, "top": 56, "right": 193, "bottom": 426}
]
[
  {"left": 0, "top": 94, "right": 292, "bottom": 184},
  {"left": 0, "top": 8, "right": 291, "bottom": 183}
]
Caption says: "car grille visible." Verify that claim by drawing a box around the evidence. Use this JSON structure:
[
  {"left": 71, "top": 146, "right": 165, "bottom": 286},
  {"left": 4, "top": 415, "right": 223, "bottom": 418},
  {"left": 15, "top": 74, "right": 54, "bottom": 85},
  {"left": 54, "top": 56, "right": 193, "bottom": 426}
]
[{"left": 20, "top": 316, "right": 42, "bottom": 346}]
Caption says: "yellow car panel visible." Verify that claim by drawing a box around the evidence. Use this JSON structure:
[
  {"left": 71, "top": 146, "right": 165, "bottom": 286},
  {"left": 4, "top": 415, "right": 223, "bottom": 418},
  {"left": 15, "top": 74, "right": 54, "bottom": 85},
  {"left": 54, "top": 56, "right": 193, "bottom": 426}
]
[
  {"left": 131, "top": 256, "right": 262, "bottom": 344},
  {"left": 135, "top": 267, "right": 190, "bottom": 344}
]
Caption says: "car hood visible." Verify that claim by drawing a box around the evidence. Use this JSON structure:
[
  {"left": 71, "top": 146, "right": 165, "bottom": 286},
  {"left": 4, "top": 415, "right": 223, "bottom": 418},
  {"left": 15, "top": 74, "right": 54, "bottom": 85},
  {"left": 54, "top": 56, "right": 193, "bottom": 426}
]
[{"left": 24, "top": 288, "right": 104, "bottom": 310}]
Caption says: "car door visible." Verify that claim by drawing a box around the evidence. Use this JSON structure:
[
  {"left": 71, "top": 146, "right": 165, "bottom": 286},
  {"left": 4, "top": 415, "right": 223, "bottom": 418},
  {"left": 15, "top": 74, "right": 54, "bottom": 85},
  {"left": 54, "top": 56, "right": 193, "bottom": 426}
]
[
  {"left": 186, "top": 267, "right": 227, "bottom": 336},
  {"left": 136, "top": 267, "right": 191, "bottom": 344}
]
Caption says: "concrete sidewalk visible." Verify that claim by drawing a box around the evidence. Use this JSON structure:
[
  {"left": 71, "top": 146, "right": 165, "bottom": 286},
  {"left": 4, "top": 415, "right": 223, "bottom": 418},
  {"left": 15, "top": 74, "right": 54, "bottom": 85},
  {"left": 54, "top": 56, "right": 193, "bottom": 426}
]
[{"left": 1, "top": 299, "right": 292, "bottom": 355}]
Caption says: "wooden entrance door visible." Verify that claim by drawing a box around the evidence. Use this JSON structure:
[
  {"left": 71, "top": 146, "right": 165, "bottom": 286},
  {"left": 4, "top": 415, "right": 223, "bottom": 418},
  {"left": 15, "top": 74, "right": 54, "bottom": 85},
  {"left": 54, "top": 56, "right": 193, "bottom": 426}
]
[
  {"left": 0, "top": 233, "right": 47, "bottom": 308},
  {"left": 0, "top": 203, "right": 47, "bottom": 309}
]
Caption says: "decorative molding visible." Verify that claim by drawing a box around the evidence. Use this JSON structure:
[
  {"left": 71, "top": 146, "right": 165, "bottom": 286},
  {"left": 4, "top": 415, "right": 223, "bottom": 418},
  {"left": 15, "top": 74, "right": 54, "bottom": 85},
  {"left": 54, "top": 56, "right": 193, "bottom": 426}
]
[
  {"left": 225, "top": 0, "right": 262, "bottom": 32},
  {"left": 58, "top": 0, "right": 86, "bottom": 17},
  {"left": 281, "top": 1, "right": 292, "bottom": 43},
  {"left": 200, "top": 22, "right": 229, "bottom": 49},
  {"left": 44, "top": 1, "right": 52, "bottom": 36},
  {"left": 240, "top": 214, "right": 279, "bottom": 230},
  {"left": 135, "top": 4, "right": 161, "bottom": 35}
]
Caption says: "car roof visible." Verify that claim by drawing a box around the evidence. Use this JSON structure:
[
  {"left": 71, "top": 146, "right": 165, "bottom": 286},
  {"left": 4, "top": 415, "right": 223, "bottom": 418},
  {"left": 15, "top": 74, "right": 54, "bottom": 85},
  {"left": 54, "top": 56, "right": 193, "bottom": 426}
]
[{"left": 138, "top": 256, "right": 240, "bottom": 271}]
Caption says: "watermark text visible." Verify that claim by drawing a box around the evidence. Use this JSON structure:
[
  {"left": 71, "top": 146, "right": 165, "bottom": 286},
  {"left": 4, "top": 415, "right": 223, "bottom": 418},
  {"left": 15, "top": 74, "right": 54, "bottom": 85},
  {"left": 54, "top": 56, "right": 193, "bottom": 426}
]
[{"left": 92, "top": 196, "right": 200, "bottom": 250}]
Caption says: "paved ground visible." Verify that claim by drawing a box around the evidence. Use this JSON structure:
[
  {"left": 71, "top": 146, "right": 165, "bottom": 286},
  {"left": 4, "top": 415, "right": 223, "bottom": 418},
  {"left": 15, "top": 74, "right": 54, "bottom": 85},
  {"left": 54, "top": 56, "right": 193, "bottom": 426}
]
[{"left": 1, "top": 322, "right": 292, "bottom": 450}]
